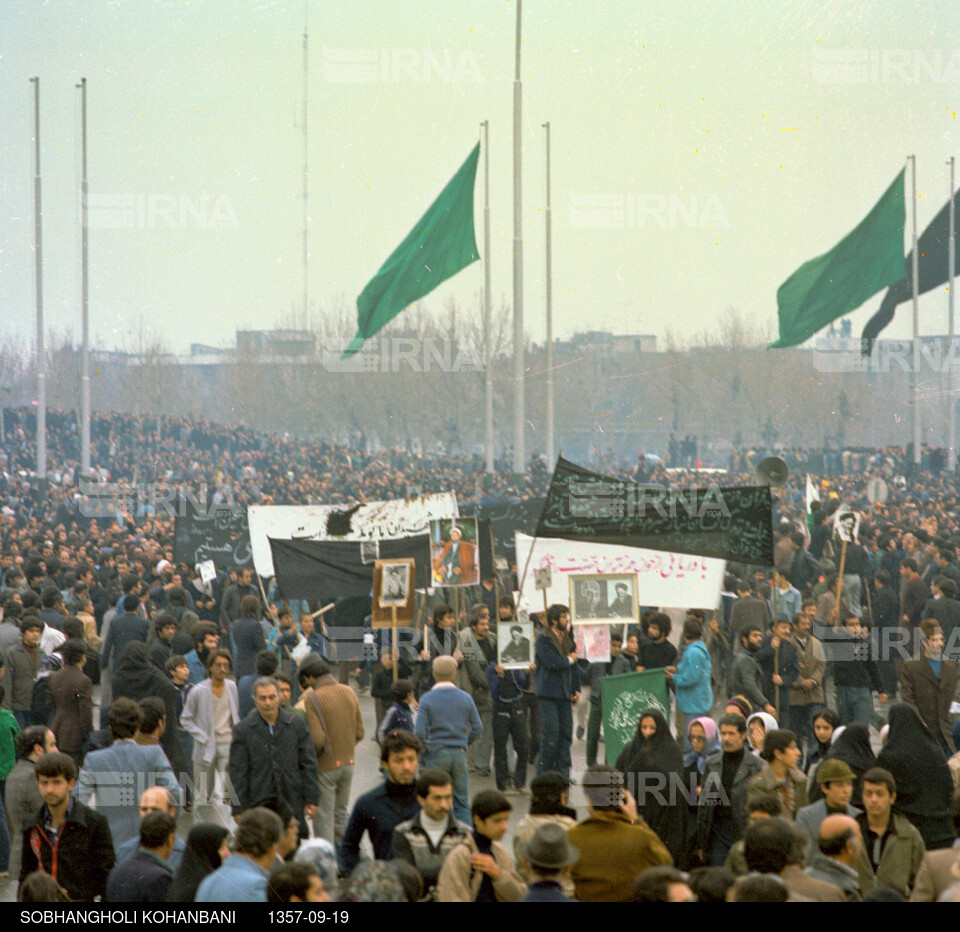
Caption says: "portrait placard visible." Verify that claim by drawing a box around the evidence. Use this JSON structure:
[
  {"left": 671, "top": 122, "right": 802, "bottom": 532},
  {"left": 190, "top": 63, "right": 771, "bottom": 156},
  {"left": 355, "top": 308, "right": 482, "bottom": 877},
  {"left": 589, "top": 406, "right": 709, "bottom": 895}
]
[
  {"left": 568, "top": 572, "right": 638, "bottom": 625},
  {"left": 372, "top": 558, "right": 416, "bottom": 627}
]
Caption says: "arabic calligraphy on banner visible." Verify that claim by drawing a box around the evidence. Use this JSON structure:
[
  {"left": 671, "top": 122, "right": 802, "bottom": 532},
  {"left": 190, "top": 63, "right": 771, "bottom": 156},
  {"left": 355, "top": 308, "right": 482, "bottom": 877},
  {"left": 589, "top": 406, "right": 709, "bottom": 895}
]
[
  {"left": 535, "top": 457, "right": 773, "bottom": 565},
  {"left": 248, "top": 493, "right": 459, "bottom": 577},
  {"left": 515, "top": 533, "right": 724, "bottom": 610},
  {"left": 174, "top": 506, "right": 251, "bottom": 568}
]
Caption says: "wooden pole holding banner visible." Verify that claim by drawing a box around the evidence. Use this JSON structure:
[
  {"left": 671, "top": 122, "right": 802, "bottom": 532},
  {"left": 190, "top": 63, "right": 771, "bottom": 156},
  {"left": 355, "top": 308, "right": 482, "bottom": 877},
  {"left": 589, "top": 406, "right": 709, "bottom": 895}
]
[
  {"left": 835, "top": 539, "right": 848, "bottom": 625},
  {"left": 391, "top": 604, "right": 398, "bottom": 683},
  {"left": 774, "top": 643, "right": 780, "bottom": 721}
]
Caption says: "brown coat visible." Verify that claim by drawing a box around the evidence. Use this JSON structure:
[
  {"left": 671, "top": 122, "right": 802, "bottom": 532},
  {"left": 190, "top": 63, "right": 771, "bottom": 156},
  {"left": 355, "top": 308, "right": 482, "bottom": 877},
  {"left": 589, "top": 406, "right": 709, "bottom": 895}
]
[
  {"left": 788, "top": 632, "right": 826, "bottom": 707},
  {"left": 48, "top": 663, "right": 93, "bottom": 754},
  {"left": 749, "top": 762, "right": 808, "bottom": 819},
  {"left": 568, "top": 811, "right": 673, "bottom": 902},
  {"left": 908, "top": 846, "right": 960, "bottom": 901},
  {"left": 298, "top": 674, "right": 365, "bottom": 773},
  {"left": 899, "top": 657, "right": 959, "bottom": 752},
  {"left": 435, "top": 832, "right": 526, "bottom": 902},
  {"left": 780, "top": 864, "right": 845, "bottom": 902}
]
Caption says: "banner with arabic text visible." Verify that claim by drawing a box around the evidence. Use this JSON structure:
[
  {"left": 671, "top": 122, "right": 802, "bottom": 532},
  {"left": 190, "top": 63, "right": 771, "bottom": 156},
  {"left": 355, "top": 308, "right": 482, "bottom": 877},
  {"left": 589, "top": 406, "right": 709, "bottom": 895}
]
[
  {"left": 601, "top": 669, "right": 670, "bottom": 766},
  {"left": 248, "top": 492, "right": 458, "bottom": 577},
  {"left": 516, "top": 533, "right": 724, "bottom": 611},
  {"left": 174, "top": 504, "right": 251, "bottom": 568},
  {"left": 535, "top": 457, "right": 773, "bottom": 565}
]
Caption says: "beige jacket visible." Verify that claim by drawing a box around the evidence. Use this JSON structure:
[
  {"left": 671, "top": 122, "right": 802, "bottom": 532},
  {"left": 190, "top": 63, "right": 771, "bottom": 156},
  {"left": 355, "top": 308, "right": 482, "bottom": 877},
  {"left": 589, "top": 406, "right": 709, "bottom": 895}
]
[{"left": 436, "top": 833, "right": 527, "bottom": 903}]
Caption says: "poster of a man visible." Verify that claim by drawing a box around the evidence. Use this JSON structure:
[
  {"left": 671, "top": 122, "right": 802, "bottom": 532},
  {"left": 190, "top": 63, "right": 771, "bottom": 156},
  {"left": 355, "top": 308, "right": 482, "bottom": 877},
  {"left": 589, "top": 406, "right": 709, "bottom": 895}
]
[
  {"left": 431, "top": 518, "right": 479, "bottom": 587},
  {"left": 569, "top": 573, "right": 638, "bottom": 624},
  {"left": 381, "top": 562, "right": 410, "bottom": 607},
  {"left": 498, "top": 621, "right": 534, "bottom": 668}
]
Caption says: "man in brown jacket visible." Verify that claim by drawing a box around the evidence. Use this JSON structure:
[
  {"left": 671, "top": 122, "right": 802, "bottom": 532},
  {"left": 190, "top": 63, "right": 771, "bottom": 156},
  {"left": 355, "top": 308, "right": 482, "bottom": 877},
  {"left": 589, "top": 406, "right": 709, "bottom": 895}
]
[
  {"left": 567, "top": 764, "right": 672, "bottom": 902},
  {"left": 436, "top": 789, "right": 526, "bottom": 902},
  {"left": 788, "top": 605, "right": 826, "bottom": 759},
  {"left": 899, "top": 620, "right": 959, "bottom": 755},
  {"left": 296, "top": 656, "right": 365, "bottom": 848},
  {"left": 48, "top": 639, "right": 93, "bottom": 766}
]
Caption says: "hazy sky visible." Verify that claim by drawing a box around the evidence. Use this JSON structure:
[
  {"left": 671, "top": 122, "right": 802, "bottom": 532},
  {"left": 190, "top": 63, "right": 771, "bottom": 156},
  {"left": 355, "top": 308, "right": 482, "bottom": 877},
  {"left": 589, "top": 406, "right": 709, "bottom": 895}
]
[{"left": 1, "top": 0, "right": 958, "bottom": 355}]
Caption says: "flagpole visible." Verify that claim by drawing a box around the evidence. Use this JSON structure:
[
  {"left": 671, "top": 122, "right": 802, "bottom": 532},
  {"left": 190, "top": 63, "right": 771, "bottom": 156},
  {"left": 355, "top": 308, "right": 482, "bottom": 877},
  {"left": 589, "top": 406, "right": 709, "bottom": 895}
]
[
  {"left": 482, "top": 120, "right": 494, "bottom": 474},
  {"left": 78, "top": 77, "right": 91, "bottom": 480},
  {"left": 512, "top": 0, "right": 525, "bottom": 475},
  {"left": 31, "top": 77, "right": 47, "bottom": 504},
  {"left": 910, "top": 155, "right": 921, "bottom": 467},
  {"left": 948, "top": 156, "right": 956, "bottom": 472},
  {"left": 302, "top": 0, "right": 309, "bottom": 330},
  {"left": 543, "top": 120, "right": 554, "bottom": 466}
]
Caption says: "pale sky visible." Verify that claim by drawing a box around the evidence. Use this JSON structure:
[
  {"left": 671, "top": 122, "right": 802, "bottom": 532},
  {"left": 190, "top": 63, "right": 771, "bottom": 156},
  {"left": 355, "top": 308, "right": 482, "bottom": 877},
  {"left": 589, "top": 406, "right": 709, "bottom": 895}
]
[{"left": 1, "top": 0, "right": 958, "bottom": 354}]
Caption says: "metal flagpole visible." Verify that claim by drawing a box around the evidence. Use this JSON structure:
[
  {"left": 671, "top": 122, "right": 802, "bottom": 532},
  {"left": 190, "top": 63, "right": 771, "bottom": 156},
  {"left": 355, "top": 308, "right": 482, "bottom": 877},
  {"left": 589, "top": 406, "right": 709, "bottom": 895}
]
[
  {"left": 482, "top": 120, "right": 494, "bottom": 473},
  {"left": 948, "top": 157, "right": 956, "bottom": 472},
  {"left": 543, "top": 121, "right": 554, "bottom": 466},
  {"left": 512, "top": 0, "right": 525, "bottom": 474},
  {"left": 78, "top": 77, "right": 91, "bottom": 479},
  {"left": 31, "top": 77, "right": 47, "bottom": 503},
  {"left": 910, "top": 155, "right": 921, "bottom": 467},
  {"left": 302, "top": 0, "right": 309, "bottom": 330}
]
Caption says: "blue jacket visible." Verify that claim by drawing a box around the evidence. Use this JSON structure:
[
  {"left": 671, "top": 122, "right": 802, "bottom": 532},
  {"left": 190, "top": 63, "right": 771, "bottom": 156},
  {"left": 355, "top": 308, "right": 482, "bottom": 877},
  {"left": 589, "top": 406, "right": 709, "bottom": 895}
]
[
  {"left": 184, "top": 649, "right": 207, "bottom": 687},
  {"left": 105, "top": 848, "right": 173, "bottom": 903},
  {"left": 195, "top": 853, "right": 269, "bottom": 903},
  {"left": 534, "top": 633, "right": 581, "bottom": 700},
  {"left": 75, "top": 740, "right": 181, "bottom": 851},
  {"left": 100, "top": 612, "right": 149, "bottom": 670},
  {"left": 672, "top": 639, "right": 713, "bottom": 714},
  {"left": 115, "top": 833, "right": 186, "bottom": 874},
  {"left": 519, "top": 881, "right": 578, "bottom": 903},
  {"left": 415, "top": 683, "right": 482, "bottom": 752},
  {"left": 485, "top": 664, "right": 529, "bottom": 705},
  {"left": 230, "top": 616, "right": 266, "bottom": 679}
]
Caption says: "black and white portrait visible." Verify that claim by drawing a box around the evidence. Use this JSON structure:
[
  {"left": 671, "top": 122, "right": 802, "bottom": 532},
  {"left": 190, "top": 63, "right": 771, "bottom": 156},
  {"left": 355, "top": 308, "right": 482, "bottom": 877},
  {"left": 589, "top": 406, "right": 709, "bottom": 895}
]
[
  {"left": 498, "top": 620, "right": 534, "bottom": 669},
  {"left": 380, "top": 562, "right": 410, "bottom": 607},
  {"left": 569, "top": 573, "right": 638, "bottom": 624}
]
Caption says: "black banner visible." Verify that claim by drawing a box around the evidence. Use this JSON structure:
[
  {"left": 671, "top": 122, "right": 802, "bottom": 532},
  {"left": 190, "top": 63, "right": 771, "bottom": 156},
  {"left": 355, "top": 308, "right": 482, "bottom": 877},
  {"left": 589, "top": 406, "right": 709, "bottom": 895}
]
[
  {"left": 173, "top": 503, "right": 251, "bottom": 568},
  {"left": 463, "top": 498, "right": 545, "bottom": 571},
  {"left": 535, "top": 457, "right": 773, "bottom": 565},
  {"left": 269, "top": 535, "right": 432, "bottom": 601}
]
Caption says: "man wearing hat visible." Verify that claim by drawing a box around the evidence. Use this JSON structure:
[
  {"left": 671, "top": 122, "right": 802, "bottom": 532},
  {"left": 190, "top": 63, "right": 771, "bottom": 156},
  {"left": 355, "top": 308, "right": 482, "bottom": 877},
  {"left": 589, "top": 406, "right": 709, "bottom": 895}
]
[
  {"left": 795, "top": 759, "right": 861, "bottom": 864},
  {"left": 517, "top": 823, "right": 579, "bottom": 902}
]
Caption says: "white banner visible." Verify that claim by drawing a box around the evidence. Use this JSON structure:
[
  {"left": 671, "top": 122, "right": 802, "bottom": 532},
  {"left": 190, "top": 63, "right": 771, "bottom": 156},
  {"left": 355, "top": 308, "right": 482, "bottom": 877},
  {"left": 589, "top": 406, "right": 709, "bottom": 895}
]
[
  {"left": 515, "top": 532, "right": 725, "bottom": 611},
  {"left": 249, "top": 492, "right": 459, "bottom": 577}
]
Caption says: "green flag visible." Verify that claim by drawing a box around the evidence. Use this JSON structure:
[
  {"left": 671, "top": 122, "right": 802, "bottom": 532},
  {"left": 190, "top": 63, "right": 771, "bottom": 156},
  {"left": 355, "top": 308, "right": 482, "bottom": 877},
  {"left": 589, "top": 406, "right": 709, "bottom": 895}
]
[
  {"left": 600, "top": 668, "right": 670, "bottom": 766},
  {"left": 343, "top": 144, "right": 481, "bottom": 358},
  {"left": 769, "top": 169, "right": 906, "bottom": 349}
]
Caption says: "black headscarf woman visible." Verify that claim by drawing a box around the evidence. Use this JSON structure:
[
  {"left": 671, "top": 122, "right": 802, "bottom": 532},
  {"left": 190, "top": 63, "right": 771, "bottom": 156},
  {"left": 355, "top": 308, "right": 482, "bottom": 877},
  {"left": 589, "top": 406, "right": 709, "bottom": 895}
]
[
  {"left": 876, "top": 702, "right": 955, "bottom": 850},
  {"left": 615, "top": 708, "right": 690, "bottom": 866},
  {"left": 808, "top": 723, "right": 876, "bottom": 809},
  {"left": 167, "top": 824, "right": 230, "bottom": 902}
]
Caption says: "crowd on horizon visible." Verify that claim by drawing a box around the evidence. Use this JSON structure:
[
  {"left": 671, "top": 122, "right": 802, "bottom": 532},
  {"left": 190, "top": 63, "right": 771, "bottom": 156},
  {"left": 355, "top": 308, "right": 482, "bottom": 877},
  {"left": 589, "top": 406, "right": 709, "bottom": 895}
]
[{"left": 0, "top": 408, "right": 958, "bottom": 902}]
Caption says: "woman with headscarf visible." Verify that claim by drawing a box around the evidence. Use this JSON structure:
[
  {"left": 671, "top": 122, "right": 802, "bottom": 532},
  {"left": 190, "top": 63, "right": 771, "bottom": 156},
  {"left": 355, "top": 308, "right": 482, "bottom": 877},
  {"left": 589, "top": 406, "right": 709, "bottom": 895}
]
[
  {"left": 804, "top": 707, "right": 840, "bottom": 776},
  {"left": 808, "top": 722, "right": 876, "bottom": 809},
  {"left": 745, "top": 711, "right": 778, "bottom": 756},
  {"left": 684, "top": 717, "right": 720, "bottom": 785},
  {"left": 615, "top": 708, "right": 689, "bottom": 865},
  {"left": 876, "top": 702, "right": 955, "bottom": 850},
  {"left": 167, "top": 824, "right": 230, "bottom": 902}
]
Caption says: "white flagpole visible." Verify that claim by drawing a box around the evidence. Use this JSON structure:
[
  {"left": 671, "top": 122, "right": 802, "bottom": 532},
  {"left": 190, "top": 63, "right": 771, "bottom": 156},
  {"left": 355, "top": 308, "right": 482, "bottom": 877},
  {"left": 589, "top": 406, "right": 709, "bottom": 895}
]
[
  {"left": 31, "top": 77, "right": 47, "bottom": 501},
  {"left": 543, "top": 120, "right": 554, "bottom": 466},
  {"left": 910, "top": 155, "right": 921, "bottom": 466},
  {"left": 512, "top": 0, "right": 525, "bottom": 474},
  {"left": 948, "top": 157, "right": 956, "bottom": 472},
  {"left": 482, "top": 120, "right": 494, "bottom": 474}
]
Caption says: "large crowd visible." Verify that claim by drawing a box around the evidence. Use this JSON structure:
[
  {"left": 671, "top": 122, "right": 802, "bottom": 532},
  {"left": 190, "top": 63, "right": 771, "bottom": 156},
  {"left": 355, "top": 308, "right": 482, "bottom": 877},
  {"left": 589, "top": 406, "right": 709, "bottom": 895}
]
[{"left": 0, "top": 408, "right": 959, "bottom": 902}]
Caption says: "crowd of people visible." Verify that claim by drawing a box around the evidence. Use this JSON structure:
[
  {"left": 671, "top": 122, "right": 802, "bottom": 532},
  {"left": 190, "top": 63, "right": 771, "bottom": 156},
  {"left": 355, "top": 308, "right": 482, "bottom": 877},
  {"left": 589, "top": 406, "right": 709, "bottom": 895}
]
[{"left": 0, "top": 408, "right": 959, "bottom": 901}]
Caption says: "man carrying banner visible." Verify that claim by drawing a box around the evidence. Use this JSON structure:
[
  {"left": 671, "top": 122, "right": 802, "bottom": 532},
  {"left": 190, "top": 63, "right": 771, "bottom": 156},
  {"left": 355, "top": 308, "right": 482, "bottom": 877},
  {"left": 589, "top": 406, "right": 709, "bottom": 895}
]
[{"left": 534, "top": 604, "right": 580, "bottom": 780}]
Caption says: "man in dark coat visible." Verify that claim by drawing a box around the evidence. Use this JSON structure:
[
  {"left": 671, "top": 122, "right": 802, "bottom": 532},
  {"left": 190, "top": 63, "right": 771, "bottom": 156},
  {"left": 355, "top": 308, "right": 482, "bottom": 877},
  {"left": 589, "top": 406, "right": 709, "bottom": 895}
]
[
  {"left": 105, "top": 811, "right": 176, "bottom": 903},
  {"left": 899, "top": 619, "right": 959, "bottom": 754},
  {"left": 229, "top": 676, "right": 319, "bottom": 836},
  {"left": 230, "top": 595, "right": 267, "bottom": 680},
  {"left": 100, "top": 593, "right": 149, "bottom": 675},
  {"left": 20, "top": 752, "right": 116, "bottom": 901},
  {"left": 48, "top": 639, "right": 93, "bottom": 766},
  {"left": 219, "top": 566, "right": 258, "bottom": 631},
  {"left": 921, "top": 576, "right": 960, "bottom": 659}
]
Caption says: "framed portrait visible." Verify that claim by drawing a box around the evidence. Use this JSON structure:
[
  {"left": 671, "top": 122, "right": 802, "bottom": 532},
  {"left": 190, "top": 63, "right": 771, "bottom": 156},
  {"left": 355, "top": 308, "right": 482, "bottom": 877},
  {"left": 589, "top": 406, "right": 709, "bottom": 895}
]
[
  {"left": 372, "top": 558, "right": 416, "bottom": 627},
  {"left": 430, "top": 517, "right": 480, "bottom": 588},
  {"left": 497, "top": 620, "right": 534, "bottom": 669},
  {"left": 568, "top": 572, "right": 638, "bottom": 625}
]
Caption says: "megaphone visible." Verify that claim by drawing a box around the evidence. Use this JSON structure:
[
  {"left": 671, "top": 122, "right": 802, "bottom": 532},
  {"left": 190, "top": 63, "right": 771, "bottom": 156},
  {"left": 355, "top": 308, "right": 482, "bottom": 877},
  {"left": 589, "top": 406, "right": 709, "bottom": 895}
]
[{"left": 755, "top": 456, "right": 789, "bottom": 488}]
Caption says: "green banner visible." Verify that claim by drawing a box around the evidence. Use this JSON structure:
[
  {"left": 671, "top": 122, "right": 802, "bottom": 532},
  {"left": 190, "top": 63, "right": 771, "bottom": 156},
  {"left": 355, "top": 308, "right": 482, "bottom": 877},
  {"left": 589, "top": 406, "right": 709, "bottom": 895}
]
[{"left": 599, "top": 668, "right": 670, "bottom": 766}]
